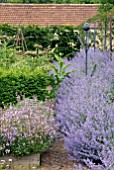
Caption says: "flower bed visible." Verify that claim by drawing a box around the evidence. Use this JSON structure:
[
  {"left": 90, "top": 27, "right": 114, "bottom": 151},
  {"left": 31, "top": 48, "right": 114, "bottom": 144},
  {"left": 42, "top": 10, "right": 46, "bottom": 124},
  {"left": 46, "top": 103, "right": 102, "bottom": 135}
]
[
  {"left": 55, "top": 48, "right": 114, "bottom": 170},
  {"left": 0, "top": 97, "right": 56, "bottom": 157}
]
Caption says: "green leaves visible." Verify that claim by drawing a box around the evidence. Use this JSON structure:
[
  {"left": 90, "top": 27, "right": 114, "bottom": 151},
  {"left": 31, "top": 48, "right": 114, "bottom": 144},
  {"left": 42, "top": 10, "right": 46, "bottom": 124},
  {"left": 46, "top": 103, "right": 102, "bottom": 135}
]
[
  {"left": 51, "top": 54, "right": 74, "bottom": 85},
  {"left": 0, "top": 24, "right": 80, "bottom": 59},
  {"left": 99, "top": 0, "right": 114, "bottom": 13},
  {"left": 0, "top": 44, "right": 54, "bottom": 107},
  {"left": 0, "top": 164, "right": 2, "bottom": 170},
  {"left": 0, "top": 73, "right": 53, "bottom": 107},
  {"left": 0, "top": 24, "right": 80, "bottom": 107},
  {"left": 2, "top": 0, "right": 100, "bottom": 3}
]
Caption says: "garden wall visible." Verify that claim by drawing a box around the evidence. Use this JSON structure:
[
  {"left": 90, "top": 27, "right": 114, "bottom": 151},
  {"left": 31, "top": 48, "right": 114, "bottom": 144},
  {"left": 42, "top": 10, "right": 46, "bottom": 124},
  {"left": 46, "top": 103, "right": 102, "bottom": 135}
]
[{"left": 0, "top": 4, "right": 99, "bottom": 26}]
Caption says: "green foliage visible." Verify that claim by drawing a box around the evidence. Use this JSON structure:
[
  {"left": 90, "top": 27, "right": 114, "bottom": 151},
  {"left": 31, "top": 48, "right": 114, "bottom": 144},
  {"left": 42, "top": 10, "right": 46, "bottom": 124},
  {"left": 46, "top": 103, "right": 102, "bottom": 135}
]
[
  {"left": 0, "top": 98, "right": 55, "bottom": 157},
  {"left": 0, "top": 24, "right": 80, "bottom": 59},
  {"left": 75, "top": 2, "right": 114, "bottom": 51},
  {"left": 51, "top": 54, "right": 74, "bottom": 85},
  {"left": 8, "top": 135, "right": 52, "bottom": 156},
  {"left": 44, "top": 25, "right": 80, "bottom": 58},
  {"left": 6, "top": 0, "right": 53, "bottom": 3},
  {"left": 99, "top": 0, "right": 114, "bottom": 13},
  {"left": 0, "top": 0, "right": 6, "bottom": 2},
  {"left": 111, "top": 85, "right": 114, "bottom": 102},
  {"left": 0, "top": 42, "right": 55, "bottom": 107},
  {"left": 1, "top": 0, "right": 100, "bottom": 3},
  {"left": 0, "top": 24, "right": 17, "bottom": 37},
  {"left": 0, "top": 24, "right": 80, "bottom": 107},
  {"left": 0, "top": 73, "right": 53, "bottom": 108}
]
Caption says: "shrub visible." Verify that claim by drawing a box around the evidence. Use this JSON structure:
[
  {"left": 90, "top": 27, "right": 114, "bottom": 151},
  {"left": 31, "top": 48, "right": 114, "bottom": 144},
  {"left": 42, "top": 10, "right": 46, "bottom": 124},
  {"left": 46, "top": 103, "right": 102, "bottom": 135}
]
[
  {"left": 0, "top": 24, "right": 80, "bottom": 59},
  {"left": 98, "top": 0, "right": 114, "bottom": 13},
  {"left": 0, "top": 43, "right": 55, "bottom": 107},
  {"left": 0, "top": 97, "right": 56, "bottom": 156},
  {"left": 50, "top": 54, "right": 74, "bottom": 85},
  {"left": 55, "top": 48, "right": 114, "bottom": 170},
  {"left": 44, "top": 25, "right": 80, "bottom": 59},
  {"left": 0, "top": 72, "right": 54, "bottom": 108},
  {"left": 0, "top": 24, "right": 17, "bottom": 37}
]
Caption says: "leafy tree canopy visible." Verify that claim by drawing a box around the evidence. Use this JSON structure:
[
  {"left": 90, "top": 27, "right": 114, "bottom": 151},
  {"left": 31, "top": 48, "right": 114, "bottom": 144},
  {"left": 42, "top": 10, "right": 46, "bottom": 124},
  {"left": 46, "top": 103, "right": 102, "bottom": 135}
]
[
  {"left": 1, "top": 0, "right": 100, "bottom": 4},
  {"left": 99, "top": 0, "right": 114, "bottom": 12}
]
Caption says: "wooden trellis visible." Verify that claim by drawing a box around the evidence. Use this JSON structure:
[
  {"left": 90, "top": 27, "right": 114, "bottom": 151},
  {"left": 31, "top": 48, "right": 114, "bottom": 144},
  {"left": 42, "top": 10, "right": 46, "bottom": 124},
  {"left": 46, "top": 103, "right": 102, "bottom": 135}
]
[{"left": 15, "top": 28, "right": 28, "bottom": 52}]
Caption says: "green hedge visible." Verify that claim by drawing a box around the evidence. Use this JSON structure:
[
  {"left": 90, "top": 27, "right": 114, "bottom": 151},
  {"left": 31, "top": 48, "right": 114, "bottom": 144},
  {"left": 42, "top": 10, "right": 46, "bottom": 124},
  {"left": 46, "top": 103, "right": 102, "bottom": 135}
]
[
  {"left": 0, "top": 24, "right": 80, "bottom": 107},
  {"left": 0, "top": 72, "right": 54, "bottom": 108},
  {"left": 0, "top": 24, "right": 80, "bottom": 59},
  {"left": 0, "top": 43, "right": 56, "bottom": 108}
]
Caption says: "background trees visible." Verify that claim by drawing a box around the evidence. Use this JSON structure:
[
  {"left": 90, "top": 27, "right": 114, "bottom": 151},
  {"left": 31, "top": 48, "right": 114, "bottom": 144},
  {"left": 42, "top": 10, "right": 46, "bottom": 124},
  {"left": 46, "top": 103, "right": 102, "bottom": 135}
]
[
  {"left": 0, "top": 0, "right": 100, "bottom": 4},
  {"left": 99, "top": 0, "right": 114, "bottom": 12}
]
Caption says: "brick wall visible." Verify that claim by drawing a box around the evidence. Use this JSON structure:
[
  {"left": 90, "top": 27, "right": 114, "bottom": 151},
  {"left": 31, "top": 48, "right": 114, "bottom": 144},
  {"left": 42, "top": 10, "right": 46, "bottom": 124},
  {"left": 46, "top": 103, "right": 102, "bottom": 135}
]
[{"left": 0, "top": 4, "right": 99, "bottom": 26}]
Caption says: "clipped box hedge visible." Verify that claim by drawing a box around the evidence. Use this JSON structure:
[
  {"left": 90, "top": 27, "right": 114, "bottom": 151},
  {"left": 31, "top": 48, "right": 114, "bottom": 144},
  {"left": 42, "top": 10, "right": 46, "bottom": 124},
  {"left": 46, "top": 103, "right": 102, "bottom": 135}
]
[
  {"left": 0, "top": 71, "right": 54, "bottom": 108},
  {"left": 0, "top": 43, "right": 56, "bottom": 108}
]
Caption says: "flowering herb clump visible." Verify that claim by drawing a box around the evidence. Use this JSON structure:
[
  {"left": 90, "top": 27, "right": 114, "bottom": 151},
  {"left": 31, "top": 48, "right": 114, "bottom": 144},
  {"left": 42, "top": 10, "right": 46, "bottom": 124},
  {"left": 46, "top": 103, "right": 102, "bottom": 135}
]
[
  {"left": 56, "top": 48, "right": 114, "bottom": 170},
  {"left": 0, "top": 97, "right": 56, "bottom": 157}
]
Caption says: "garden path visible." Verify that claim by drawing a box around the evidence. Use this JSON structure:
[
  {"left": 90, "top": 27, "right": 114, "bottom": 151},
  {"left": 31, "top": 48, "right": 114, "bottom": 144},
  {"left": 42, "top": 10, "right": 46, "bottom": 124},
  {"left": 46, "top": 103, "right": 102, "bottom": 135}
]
[
  {"left": 0, "top": 141, "right": 90, "bottom": 170},
  {"left": 40, "top": 141, "right": 89, "bottom": 170}
]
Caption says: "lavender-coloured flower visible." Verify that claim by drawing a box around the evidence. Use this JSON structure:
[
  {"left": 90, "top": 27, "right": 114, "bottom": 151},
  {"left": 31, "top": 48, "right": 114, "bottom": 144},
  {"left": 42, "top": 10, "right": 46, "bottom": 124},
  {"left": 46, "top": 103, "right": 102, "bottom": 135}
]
[
  {"left": 55, "top": 48, "right": 114, "bottom": 170},
  {"left": 0, "top": 97, "right": 56, "bottom": 156}
]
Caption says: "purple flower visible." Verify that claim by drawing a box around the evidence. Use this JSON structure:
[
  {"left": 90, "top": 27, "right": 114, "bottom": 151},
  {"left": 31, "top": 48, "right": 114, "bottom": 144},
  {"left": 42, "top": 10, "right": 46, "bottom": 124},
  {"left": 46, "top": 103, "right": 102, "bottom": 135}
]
[
  {"left": 55, "top": 48, "right": 114, "bottom": 170},
  {"left": 0, "top": 98, "right": 56, "bottom": 156}
]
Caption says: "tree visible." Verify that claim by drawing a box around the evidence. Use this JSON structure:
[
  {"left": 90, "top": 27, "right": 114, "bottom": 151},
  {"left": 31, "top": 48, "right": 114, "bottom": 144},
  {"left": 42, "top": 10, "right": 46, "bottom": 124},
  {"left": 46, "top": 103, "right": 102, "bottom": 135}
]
[
  {"left": 0, "top": 0, "right": 100, "bottom": 4},
  {"left": 0, "top": 0, "right": 7, "bottom": 2},
  {"left": 4, "top": 0, "right": 53, "bottom": 3},
  {"left": 99, "top": 0, "right": 114, "bottom": 12}
]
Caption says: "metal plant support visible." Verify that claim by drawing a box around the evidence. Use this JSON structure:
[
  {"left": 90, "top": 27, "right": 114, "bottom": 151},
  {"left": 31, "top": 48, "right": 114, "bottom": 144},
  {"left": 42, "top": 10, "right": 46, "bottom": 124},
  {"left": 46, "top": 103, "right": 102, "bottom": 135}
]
[{"left": 83, "top": 23, "right": 90, "bottom": 75}]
